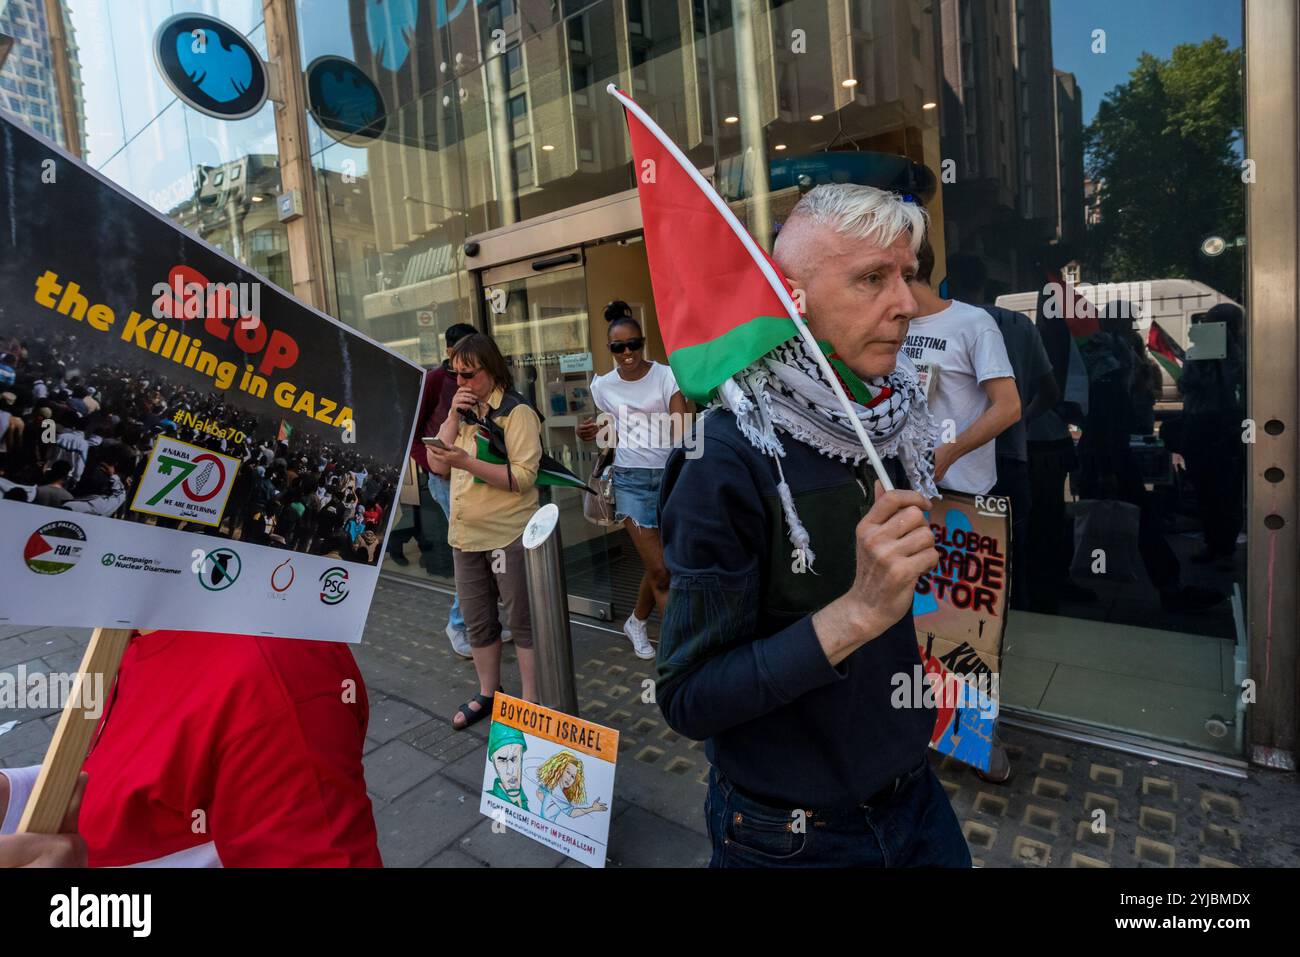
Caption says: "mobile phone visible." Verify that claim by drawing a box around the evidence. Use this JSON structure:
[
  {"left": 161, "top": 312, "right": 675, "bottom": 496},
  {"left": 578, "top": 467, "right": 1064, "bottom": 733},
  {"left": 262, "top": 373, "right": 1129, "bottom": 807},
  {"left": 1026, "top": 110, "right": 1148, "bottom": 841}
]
[{"left": 422, "top": 436, "right": 450, "bottom": 450}]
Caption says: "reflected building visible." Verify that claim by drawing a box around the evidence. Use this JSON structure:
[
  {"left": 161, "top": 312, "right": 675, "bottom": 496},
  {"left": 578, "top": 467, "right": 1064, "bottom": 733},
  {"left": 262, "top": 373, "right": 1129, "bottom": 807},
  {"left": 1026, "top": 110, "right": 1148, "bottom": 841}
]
[
  {"left": 1083, "top": 175, "right": 1103, "bottom": 228},
  {"left": 166, "top": 155, "right": 291, "bottom": 294},
  {"left": 1053, "top": 68, "right": 1084, "bottom": 249},
  {"left": 937, "top": 0, "right": 1082, "bottom": 294},
  {"left": 329, "top": 0, "right": 947, "bottom": 365},
  {"left": 0, "top": 0, "right": 85, "bottom": 148}
]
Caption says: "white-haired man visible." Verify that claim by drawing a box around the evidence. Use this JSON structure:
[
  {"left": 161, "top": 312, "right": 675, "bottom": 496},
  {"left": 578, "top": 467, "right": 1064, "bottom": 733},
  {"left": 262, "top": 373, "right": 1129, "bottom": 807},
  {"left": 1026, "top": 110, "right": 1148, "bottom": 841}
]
[{"left": 657, "top": 184, "right": 970, "bottom": 867}]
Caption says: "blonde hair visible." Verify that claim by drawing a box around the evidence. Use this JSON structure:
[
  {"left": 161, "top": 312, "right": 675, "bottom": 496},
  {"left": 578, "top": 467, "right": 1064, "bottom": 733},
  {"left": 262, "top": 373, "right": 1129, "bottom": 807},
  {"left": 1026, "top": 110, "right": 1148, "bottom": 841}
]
[
  {"left": 779, "top": 183, "right": 928, "bottom": 256},
  {"left": 536, "top": 751, "right": 587, "bottom": 803}
]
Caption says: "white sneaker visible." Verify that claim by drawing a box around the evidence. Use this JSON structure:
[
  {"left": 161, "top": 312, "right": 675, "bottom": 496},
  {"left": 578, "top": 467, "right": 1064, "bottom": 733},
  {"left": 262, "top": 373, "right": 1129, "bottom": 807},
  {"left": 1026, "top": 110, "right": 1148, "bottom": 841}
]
[
  {"left": 501, "top": 627, "right": 513, "bottom": 644},
  {"left": 445, "top": 623, "right": 472, "bottom": 659},
  {"left": 623, "top": 615, "right": 655, "bottom": 660}
]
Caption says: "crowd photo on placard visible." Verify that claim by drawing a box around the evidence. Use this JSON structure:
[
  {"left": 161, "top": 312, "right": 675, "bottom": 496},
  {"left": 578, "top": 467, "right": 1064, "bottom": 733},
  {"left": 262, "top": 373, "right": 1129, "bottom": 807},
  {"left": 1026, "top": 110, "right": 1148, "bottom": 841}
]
[{"left": 0, "top": 329, "right": 400, "bottom": 565}]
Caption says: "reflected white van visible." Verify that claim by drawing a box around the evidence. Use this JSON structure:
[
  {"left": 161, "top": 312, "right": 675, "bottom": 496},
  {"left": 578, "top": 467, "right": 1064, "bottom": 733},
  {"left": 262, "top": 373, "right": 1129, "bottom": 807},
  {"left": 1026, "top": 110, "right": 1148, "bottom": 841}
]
[{"left": 994, "top": 278, "right": 1240, "bottom": 401}]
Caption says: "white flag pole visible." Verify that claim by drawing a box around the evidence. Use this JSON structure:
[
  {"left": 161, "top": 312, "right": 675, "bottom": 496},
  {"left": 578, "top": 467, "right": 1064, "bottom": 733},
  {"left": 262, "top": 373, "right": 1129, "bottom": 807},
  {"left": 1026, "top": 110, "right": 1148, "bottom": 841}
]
[{"left": 608, "top": 84, "right": 895, "bottom": 491}]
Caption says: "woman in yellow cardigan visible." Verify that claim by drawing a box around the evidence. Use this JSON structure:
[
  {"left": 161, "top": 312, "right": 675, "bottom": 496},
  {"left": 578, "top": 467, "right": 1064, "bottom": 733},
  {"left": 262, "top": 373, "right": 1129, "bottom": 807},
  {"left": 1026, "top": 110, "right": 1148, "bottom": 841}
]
[{"left": 425, "top": 333, "right": 542, "bottom": 730}]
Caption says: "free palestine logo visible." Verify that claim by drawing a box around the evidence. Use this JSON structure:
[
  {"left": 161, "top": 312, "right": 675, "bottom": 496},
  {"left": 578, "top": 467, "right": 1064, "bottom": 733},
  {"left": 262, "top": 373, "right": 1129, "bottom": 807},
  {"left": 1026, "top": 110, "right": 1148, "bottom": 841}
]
[
  {"left": 319, "top": 567, "right": 350, "bottom": 605},
  {"left": 24, "top": 522, "right": 86, "bottom": 575}
]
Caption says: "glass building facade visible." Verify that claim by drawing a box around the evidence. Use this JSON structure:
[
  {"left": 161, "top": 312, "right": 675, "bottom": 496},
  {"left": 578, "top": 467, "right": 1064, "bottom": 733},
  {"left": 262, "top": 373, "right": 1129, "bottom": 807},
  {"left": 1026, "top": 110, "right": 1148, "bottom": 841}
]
[
  {"left": 0, "top": 0, "right": 86, "bottom": 145},
  {"left": 12, "top": 0, "right": 1296, "bottom": 768}
]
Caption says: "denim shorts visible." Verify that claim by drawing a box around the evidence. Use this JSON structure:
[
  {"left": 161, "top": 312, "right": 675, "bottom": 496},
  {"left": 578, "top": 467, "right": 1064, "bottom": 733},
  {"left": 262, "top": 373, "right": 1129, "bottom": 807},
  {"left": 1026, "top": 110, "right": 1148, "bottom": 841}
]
[{"left": 613, "top": 466, "right": 663, "bottom": 529}]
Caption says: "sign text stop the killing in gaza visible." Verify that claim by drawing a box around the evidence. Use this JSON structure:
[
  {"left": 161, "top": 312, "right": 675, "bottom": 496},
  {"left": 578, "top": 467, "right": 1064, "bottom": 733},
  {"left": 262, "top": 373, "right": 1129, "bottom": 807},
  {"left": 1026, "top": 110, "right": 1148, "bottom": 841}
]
[{"left": 29, "top": 265, "right": 356, "bottom": 432}]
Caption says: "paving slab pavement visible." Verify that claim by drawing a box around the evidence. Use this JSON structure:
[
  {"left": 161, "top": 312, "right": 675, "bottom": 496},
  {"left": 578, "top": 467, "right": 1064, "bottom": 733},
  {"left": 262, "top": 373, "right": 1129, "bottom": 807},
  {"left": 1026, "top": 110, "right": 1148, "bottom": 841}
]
[{"left": 2, "top": 583, "right": 1295, "bottom": 868}]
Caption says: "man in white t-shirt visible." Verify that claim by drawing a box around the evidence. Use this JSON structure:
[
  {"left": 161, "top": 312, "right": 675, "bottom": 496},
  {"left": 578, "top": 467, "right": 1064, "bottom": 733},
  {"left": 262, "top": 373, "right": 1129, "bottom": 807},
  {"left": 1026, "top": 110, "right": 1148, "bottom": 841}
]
[{"left": 901, "top": 240, "right": 1019, "bottom": 494}]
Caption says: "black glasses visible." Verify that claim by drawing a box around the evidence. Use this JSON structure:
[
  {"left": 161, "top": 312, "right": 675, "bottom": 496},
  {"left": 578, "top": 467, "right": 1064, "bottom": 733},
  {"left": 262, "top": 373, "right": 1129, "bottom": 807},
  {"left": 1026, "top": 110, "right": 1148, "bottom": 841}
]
[
  {"left": 453, "top": 367, "right": 482, "bottom": 380},
  {"left": 609, "top": 338, "right": 644, "bottom": 354}
]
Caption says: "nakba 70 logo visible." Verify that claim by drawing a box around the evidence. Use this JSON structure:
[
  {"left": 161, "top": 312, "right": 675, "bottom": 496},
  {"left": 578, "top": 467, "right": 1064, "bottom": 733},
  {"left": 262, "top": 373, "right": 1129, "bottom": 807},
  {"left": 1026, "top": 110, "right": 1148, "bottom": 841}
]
[
  {"left": 146, "top": 451, "right": 226, "bottom": 504},
  {"left": 130, "top": 436, "right": 239, "bottom": 528},
  {"left": 319, "top": 566, "right": 350, "bottom": 605}
]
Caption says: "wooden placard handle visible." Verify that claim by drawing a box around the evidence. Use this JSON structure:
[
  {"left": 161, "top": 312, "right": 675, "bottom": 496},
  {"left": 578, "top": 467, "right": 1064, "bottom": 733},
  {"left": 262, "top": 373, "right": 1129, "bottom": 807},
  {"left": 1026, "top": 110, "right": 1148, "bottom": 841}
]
[{"left": 17, "top": 627, "right": 133, "bottom": 834}]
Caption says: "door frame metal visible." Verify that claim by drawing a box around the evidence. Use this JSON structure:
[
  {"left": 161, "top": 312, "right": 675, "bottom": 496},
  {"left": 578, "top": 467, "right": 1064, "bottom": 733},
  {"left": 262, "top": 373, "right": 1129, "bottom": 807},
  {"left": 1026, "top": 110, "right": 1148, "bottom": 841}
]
[
  {"left": 1243, "top": 0, "right": 1298, "bottom": 770},
  {"left": 480, "top": 246, "right": 586, "bottom": 287},
  {"left": 466, "top": 188, "right": 644, "bottom": 273},
  {"left": 999, "top": 710, "right": 1249, "bottom": 779}
]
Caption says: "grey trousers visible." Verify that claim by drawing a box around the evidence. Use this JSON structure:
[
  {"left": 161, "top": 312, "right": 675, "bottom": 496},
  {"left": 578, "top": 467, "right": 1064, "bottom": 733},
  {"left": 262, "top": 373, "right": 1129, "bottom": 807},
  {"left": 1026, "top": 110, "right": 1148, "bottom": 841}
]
[{"left": 451, "top": 536, "right": 533, "bottom": 649}]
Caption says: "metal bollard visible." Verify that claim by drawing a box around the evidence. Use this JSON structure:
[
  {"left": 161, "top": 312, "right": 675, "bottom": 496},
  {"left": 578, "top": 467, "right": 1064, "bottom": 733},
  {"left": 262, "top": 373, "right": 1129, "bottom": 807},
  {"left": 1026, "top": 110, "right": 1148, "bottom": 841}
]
[{"left": 522, "top": 504, "right": 579, "bottom": 716}]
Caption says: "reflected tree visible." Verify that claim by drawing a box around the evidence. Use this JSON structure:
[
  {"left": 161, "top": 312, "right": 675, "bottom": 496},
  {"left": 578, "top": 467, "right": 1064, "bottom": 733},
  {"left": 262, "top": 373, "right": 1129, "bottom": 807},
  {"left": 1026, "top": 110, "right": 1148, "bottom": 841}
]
[{"left": 1083, "top": 37, "right": 1244, "bottom": 302}]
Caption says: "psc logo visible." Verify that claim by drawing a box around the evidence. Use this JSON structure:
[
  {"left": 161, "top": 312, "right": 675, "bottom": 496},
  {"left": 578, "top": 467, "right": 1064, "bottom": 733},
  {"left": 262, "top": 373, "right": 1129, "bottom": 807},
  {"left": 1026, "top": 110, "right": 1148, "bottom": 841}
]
[{"left": 319, "top": 567, "right": 350, "bottom": 605}]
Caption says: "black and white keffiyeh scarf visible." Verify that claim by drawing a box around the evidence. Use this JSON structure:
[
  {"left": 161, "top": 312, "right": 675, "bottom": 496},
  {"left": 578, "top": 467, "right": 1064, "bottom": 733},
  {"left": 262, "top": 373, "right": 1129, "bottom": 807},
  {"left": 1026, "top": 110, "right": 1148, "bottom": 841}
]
[{"left": 712, "top": 336, "right": 940, "bottom": 569}]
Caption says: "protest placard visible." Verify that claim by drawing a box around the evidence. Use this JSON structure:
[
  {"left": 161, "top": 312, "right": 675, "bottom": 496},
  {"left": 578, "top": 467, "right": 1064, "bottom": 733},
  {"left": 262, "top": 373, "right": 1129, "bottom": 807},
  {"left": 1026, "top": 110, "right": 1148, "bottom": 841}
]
[
  {"left": 0, "top": 112, "right": 424, "bottom": 644},
  {"left": 910, "top": 491, "right": 1011, "bottom": 772},
  {"left": 480, "top": 693, "right": 618, "bottom": 868}
]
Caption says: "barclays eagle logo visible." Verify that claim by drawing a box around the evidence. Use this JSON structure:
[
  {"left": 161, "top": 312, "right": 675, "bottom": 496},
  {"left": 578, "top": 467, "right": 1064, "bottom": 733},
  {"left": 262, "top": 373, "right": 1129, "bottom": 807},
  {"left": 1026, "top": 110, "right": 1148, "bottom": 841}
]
[
  {"left": 320, "top": 67, "right": 381, "bottom": 130},
  {"left": 365, "top": 0, "right": 419, "bottom": 71},
  {"left": 175, "top": 29, "right": 255, "bottom": 103}
]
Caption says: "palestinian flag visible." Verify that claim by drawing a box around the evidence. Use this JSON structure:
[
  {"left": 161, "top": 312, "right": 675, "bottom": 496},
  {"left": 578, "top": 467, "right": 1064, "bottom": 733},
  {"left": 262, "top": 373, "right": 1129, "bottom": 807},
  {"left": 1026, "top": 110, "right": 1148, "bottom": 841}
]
[
  {"left": 1147, "top": 320, "right": 1185, "bottom": 381},
  {"left": 277, "top": 419, "right": 293, "bottom": 442},
  {"left": 609, "top": 85, "right": 802, "bottom": 404},
  {"left": 472, "top": 423, "right": 593, "bottom": 494},
  {"left": 826, "top": 344, "right": 891, "bottom": 408}
]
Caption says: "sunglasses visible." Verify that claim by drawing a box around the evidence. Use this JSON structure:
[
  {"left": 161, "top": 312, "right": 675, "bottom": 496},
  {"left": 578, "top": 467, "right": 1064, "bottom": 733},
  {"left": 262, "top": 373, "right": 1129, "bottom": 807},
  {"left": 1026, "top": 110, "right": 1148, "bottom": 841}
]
[
  {"left": 608, "top": 338, "right": 645, "bottom": 354},
  {"left": 453, "top": 367, "right": 483, "bottom": 380}
]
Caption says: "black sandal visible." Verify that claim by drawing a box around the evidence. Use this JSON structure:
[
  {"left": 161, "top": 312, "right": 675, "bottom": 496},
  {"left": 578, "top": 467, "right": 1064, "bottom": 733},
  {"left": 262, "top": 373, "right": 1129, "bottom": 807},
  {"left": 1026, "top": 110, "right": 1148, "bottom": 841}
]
[{"left": 453, "top": 690, "right": 497, "bottom": 730}]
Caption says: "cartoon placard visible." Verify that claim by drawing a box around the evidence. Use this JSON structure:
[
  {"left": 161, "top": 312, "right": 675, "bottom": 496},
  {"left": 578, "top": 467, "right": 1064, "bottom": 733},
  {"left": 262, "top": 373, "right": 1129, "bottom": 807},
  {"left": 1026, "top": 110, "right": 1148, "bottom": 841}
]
[
  {"left": 910, "top": 491, "right": 1011, "bottom": 772},
  {"left": 480, "top": 693, "right": 618, "bottom": 868}
]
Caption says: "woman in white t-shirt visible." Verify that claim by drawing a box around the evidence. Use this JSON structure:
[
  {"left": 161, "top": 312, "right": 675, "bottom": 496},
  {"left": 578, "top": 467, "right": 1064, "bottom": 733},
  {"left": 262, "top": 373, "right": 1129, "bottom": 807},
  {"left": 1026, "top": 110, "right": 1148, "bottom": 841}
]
[{"left": 577, "top": 302, "right": 687, "bottom": 659}]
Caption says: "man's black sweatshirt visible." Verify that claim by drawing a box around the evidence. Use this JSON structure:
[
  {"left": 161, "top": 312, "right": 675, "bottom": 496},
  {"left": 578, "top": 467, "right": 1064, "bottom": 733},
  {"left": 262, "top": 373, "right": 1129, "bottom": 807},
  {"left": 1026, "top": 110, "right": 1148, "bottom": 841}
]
[{"left": 656, "top": 409, "right": 935, "bottom": 810}]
